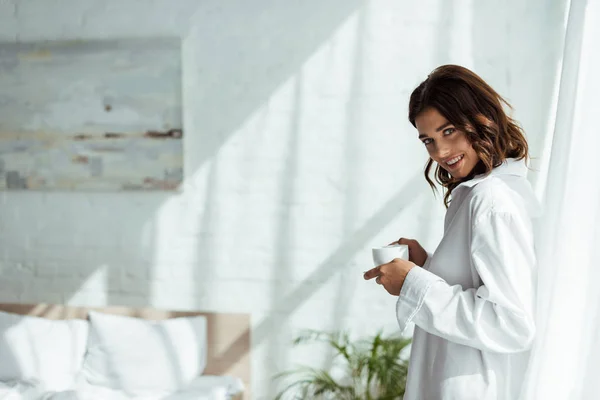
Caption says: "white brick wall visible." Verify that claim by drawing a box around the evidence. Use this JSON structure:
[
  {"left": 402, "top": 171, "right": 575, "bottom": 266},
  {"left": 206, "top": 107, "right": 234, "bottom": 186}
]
[{"left": 0, "top": 0, "right": 565, "bottom": 398}]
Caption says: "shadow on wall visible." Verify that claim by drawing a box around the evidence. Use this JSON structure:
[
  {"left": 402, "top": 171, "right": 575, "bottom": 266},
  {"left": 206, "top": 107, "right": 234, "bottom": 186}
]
[
  {"left": 208, "top": 172, "right": 426, "bottom": 391},
  {"left": 183, "top": 0, "right": 365, "bottom": 172},
  {"left": 183, "top": 0, "right": 367, "bottom": 392},
  {"left": 0, "top": 191, "right": 169, "bottom": 308}
]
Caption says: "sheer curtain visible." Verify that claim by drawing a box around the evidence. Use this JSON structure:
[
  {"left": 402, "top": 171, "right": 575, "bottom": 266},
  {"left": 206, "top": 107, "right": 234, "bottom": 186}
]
[{"left": 520, "top": 0, "right": 600, "bottom": 398}]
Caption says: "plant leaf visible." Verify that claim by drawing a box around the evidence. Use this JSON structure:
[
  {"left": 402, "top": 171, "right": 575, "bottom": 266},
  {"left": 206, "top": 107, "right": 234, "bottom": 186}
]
[{"left": 273, "top": 330, "right": 411, "bottom": 399}]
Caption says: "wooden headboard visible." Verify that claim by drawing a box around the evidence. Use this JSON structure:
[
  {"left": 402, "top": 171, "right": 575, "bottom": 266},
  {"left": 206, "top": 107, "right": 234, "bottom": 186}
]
[{"left": 0, "top": 303, "right": 251, "bottom": 397}]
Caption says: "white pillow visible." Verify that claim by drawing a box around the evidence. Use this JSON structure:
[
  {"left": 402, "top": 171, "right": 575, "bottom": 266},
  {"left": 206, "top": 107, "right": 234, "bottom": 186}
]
[
  {"left": 0, "top": 310, "right": 90, "bottom": 391},
  {"left": 82, "top": 311, "right": 207, "bottom": 396}
]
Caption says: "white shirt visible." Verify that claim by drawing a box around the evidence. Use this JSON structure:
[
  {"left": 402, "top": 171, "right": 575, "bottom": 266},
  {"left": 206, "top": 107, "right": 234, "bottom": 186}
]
[{"left": 397, "top": 158, "right": 539, "bottom": 400}]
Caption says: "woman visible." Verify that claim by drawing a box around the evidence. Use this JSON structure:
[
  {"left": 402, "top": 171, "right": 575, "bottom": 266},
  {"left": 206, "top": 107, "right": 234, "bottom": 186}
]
[{"left": 364, "top": 65, "right": 538, "bottom": 400}]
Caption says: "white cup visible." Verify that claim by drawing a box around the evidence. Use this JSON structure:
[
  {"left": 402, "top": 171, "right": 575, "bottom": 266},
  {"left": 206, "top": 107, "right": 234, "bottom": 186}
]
[{"left": 372, "top": 244, "right": 409, "bottom": 266}]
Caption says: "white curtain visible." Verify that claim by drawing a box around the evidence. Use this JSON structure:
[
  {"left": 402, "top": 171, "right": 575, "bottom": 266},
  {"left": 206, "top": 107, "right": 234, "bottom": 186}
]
[{"left": 520, "top": 0, "right": 600, "bottom": 398}]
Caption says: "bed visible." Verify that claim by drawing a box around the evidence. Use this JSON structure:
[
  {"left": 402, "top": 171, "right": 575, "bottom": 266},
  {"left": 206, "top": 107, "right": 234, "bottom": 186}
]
[{"left": 0, "top": 303, "right": 251, "bottom": 400}]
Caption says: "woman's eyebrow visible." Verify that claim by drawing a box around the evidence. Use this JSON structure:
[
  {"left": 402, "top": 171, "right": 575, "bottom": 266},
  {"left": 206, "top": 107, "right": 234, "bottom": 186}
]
[
  {"left": 418, "top": 122, "right": 453, "bottom": 139},
  {"left": 435, "top": 122, "right": 453, "bottom": 132}
]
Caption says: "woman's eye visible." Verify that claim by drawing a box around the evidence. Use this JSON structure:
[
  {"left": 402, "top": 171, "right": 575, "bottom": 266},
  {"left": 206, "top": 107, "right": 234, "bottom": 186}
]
[
  {"left": 422, "top": 139, "right": 432, "bottom": 145},
  {"left": 443, "top": 128, "right": 455, "bottom": 135}
]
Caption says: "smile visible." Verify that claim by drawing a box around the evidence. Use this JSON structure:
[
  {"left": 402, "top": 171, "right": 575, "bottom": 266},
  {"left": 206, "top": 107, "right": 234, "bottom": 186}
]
[{"left": 446, "top": 155, "right": 464, "bottom": 167}]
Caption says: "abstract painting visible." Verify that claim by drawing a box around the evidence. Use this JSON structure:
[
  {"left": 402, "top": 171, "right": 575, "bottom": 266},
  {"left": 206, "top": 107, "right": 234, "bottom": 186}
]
[{"left": 0, "top": 38, "right": 183, "bottom": 191}]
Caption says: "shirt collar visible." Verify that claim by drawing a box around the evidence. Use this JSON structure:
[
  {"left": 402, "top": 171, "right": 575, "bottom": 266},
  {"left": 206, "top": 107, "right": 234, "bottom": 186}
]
[
  {"left": 451, "top": 158, "right": 541, "bottom": 217},
  {"left": 455, "top": 158, "right": 528, "bottom": 190}
]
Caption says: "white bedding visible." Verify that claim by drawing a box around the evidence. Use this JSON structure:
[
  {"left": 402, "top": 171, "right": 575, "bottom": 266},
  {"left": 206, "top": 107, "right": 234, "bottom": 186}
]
[
  {"left": 0, "top": 311, "right": 89, "bottom": 391},
  {"left": 0, "top": 380, "right": 44, "bottom": 400},
  {"left": 0, "top": 376, "right": 244, "bottom": 400},
  {"left": 82, "top": 312, "right": 208, "bottom": 396}
]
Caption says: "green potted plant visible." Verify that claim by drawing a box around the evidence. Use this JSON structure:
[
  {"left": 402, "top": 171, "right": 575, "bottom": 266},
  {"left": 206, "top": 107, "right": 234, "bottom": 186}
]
[{"left": 273, "top": 329, "right": 411, "bottom": 399}]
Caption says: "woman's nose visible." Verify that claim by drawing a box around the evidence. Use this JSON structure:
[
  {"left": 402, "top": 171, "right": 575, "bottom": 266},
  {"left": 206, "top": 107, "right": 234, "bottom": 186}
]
[{"left": 435, "top": 145, "right": 451, "bottom": 160}]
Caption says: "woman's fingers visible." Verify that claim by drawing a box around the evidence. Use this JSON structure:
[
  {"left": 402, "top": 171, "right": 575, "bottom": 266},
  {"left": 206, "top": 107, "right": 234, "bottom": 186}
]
[
  {"left": 363, "top": 266, "right": 381, "bottom": 280},
  {"left": 389, "top": 237, "right": 413, "bottom": 246},
  {"left": 398, "top": 238, "right": 412, "bottom": 246}
]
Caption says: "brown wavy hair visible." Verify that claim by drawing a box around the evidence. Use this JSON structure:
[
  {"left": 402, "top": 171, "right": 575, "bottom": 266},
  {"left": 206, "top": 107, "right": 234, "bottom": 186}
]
[{"left": 408, "top": 65, "right": 529, "bottom": 207}]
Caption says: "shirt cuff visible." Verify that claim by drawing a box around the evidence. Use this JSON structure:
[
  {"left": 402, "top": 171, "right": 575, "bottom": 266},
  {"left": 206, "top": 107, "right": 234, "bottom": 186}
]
[{"left": 396, "top": 266, "right": 444, "bottom": 333}]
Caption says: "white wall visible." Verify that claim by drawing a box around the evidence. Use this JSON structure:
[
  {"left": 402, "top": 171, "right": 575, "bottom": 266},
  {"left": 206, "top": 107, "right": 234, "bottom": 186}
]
[{"left": 0, "top": 0, "right": 566, "bottom": 398}]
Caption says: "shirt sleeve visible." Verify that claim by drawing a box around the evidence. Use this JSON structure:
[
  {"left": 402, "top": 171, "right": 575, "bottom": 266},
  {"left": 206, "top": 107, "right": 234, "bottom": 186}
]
[{"left": 396, "top": 211, "right": 536, "bottom": 353}]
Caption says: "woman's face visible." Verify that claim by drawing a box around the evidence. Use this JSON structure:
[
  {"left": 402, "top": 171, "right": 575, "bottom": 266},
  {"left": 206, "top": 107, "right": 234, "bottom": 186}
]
[{"left": 415, "top": 107, "right": 480, "bottom": 179}]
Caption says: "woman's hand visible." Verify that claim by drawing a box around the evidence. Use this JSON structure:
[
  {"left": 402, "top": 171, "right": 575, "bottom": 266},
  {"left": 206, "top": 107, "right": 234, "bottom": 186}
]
[
  {"left": 390, "top": 237, "right": 429, "bottom": 267},
  {"left": 363, "top": 258, "right": 416, "bottom": 296}
]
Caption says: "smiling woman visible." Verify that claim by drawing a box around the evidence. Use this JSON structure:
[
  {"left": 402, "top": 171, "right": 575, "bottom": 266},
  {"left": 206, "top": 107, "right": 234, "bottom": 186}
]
[
  {"left": 408, "top": 65, "right": 529, "bottom": 207},
  {"left": 414, "top": 107, "right": 481, "bottom": 181},
  {"left": 363, "top": 65, "right": 539, "bottom": 400}
]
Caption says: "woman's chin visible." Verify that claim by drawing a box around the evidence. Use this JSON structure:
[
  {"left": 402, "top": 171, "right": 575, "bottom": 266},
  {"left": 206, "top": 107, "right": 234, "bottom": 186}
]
[
  {"left": 443, "top": 160, "right": 478, "bottom": 180},
  {"left": 446, "top": 169, "right": 469, "bottom": 180},
  {"left": 442, "top": 167, "right": 462, "bottom": 179}
]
